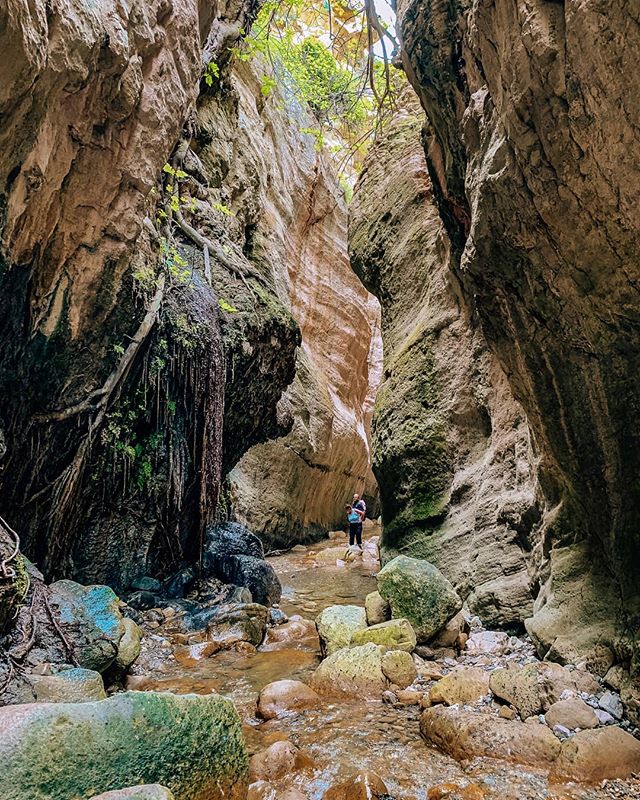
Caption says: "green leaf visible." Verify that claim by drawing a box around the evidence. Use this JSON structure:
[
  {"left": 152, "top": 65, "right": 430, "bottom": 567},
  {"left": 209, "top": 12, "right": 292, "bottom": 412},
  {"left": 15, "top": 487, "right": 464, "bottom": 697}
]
[
  {"left": 218, "top": 298, "right": 238, "bottom": 313},
  {"left": 162, "top": 163, "right": 175, "bottom": 175}
]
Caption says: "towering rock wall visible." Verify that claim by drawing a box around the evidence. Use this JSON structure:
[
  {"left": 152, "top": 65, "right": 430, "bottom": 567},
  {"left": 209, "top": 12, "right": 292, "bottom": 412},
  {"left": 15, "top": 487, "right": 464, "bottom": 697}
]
[
  {"left": 218, "top": 65, "right": 382, "bottom": 550},
  {"left": 0, "top": 0, "right": 300, "bottom": 589},
  {"left": 350, "top": 94, "right": 540, "bottom": 628},
  {"left": 354, "top": 0, "right": 640, "bottom": 671}
]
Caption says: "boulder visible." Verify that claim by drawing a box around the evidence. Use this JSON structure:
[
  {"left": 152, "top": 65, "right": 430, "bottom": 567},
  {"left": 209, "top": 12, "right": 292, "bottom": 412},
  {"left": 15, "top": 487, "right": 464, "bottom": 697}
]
[
  {"left": 376, "top": 556, "right": 462, "bottom": 643},
  {"left": 489, "top": 662, "right": 585, "bottom": 720},
  {"left": 427, "top": 784, "right": 486, "bottom": 800},
  {"left": 129, "top": 577, "right": 163, "bottom": 593},
  {"left": 381, "top": 650, "right": 417, "bottom": 689},
  {"left": 49, "top": 580, "right": 125, "bottom": 673},
  {"left": 311, "top": 643, "right": 386, "bottom": 698},
  {"left": 316, "top": 605, "right": 367, "bottom": 656},
  {"left": 206, "top": 603, "right": 268, "bottom": 648},
  {"left": 323, "top": 771, "right": 388, "bottom": 800},
  {"left": 429, "top": 667, "right": 491, "bottom": 706},
  {"left": 430, "top": 612, "right": 464, "bottom": 648},
  {"left": 163, "top": 566, "right": 196, "bottom": 599},
  {"left": 552, "top": 726, "right": 640, "bottom": 782},
  {"left": 350, "top": 618, "right": 416, "bottom": 652},
  {"left": 0, "top": 691, "right": 248, "bottom": 800},
  {"left": 27, "top": 668, "right": 106, "bottom": 703},
  {"left": 364, "top": 590, "right": 391, "bottom": 625},
  {"left": 214, "top": 555, "right": 281, "bottom": 607},
  {"left": 204, "top": 522, "right": 265, "bottom": 569},
  {"left": 256, "top": 680, "right": 320, "bottom": 720},
  {"left": 115, "top": 618, "right": 142, "bottom": 671},
  {"left": 263, "top": 615, "right": 319, "bottom": 647},
  {"left": 127, "top": 591, "right": 159, "bottom": 611},
  {"left": 420, "top": 705, "right": 561, "bottom": 768},
  {"left": 90, "top": 787, "right": 174, "bottom": 800},
  {"left": 248, "top": 741, "right": 315, "bottom": 783},
  {"left": 545, "top": 697, "right": 599, "bottom": 731},
  {"left": 464, "top": 631, "right": 510, "bottom": 656}
]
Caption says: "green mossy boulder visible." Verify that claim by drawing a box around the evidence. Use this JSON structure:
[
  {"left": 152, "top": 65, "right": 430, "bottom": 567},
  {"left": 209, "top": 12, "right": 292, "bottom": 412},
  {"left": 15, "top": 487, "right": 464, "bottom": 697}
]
[
  {"left": 315, "top": 605, "right": 367, "bottom": 656},
  {"left": 311, "top": 643, "right": 386, "bottom": 698},
  {"left": 115, "top": 618, "right": 142, "bottom": 671},
  {"left": 350, "top": 618, "right": 416, "bottom": 652},
  {"left": 376, "top": 556, "right": 462, "bottom": 643},
  {"left": 0, "top": 691, "right": 248, "bottom": 800}
]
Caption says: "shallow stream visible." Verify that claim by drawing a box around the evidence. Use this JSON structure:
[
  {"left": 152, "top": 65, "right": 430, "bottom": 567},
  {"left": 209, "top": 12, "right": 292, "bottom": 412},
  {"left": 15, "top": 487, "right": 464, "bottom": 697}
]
[{"left": 136, "top": 532, "right": 626, "bottom": 800}]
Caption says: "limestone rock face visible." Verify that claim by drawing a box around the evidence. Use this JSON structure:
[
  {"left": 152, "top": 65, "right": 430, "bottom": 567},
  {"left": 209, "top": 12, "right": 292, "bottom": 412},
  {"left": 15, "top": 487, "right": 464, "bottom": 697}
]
[
  {"left": 225, "top": 64, "right": 382, "bottom": 549},
  {"left": 349, "top": 95, "right": 540, "bottom": 628},
  {"left": 391, "top": 1, "right": 640, "bottom": 663}
]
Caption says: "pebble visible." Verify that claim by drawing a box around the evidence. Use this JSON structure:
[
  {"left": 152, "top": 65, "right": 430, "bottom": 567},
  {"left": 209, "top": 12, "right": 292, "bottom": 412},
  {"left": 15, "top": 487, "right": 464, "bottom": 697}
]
[
  {"left": 553, "top": 724, "right": 571, "bottom": 739},
  {"left": 596, "top": 708, "right": 615, "bottom": 725},
  {"left": 599, "top": 690, "right": 624, "bottom": 720}
]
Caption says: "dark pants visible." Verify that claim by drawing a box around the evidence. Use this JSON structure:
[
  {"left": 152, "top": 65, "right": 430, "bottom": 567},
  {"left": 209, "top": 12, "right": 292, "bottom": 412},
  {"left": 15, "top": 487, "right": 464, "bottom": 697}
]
[{"left": 349, "top": 522, "right": 363, "bottom": 546}]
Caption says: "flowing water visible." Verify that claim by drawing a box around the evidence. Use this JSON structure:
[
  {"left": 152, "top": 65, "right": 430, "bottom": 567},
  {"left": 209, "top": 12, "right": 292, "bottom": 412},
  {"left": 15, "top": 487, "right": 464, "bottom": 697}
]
[{"left": 135, "top": 531, "right": 628, "bottom": 800}]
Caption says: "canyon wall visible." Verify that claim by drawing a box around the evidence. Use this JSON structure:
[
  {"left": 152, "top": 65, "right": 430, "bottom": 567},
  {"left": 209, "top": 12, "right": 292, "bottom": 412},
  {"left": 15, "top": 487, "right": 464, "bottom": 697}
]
[
  {"left": 350, "top": 93, "right": 541, "bottom": 628},
  {"left": 352, "top": 0, "right": 640, "bottom": 671},
  {"left": 0, "top": 0, "right": 379, "bottom": 587},
  {"left": 214, "top": 64, "right": 381, "bottom": 550}
]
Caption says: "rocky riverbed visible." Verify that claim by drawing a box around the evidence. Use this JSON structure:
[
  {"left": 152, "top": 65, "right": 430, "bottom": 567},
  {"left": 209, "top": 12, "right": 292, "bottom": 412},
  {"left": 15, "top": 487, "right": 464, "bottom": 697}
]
[{"left": 108, "top": 524, "right": 640, "bottom": 800}]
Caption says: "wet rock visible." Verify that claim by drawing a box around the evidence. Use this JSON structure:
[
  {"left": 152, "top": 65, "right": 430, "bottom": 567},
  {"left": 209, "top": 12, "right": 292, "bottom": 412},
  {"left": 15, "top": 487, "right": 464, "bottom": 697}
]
[
  {"left": 381, "top": 649, "right": 417, "bottom": 689},
  {"left": 268, "top": 608, "right": 288, "bottom": 626},
  {"left": 127, "top": 591, "right": 160, "bottom": 611},
  {"left": 552, "top": 726, "right": 640, "bottom": 782},
  {"left": 226, "top": 586, "right": 253, "bottom": 605},
  {"left": 323, "top": 770, "right": 388, "bottom": 800},
  {"left": 90, "top": 787, "right": 174, "bottom": 800},
  {"left": 0, "top": 691, "right": 248, "bottom": 800},
  {"left": 376, "top": 556, "right": 462, "bottom": 643},
  {"left": 545, "top": 697, "right": 599, "bottom": 731},
  {"left": 115, "top": 618, "right": 142, "bottom": 672},
  {"left": 464, "top": 631, "right": 509, "bottom": 656},
  {"left": 49, "top": 580, "right": 125, "bottom": 673},
  {"left": 214, "top": 554, "right": 281, "bottom": 607},
  {"left": 427, "top": 784, "right": 486, "bottom": 800},
  {"left": 27, "top": 668, "right": 106, "bottom": 703},
  {"left": 163, "top": 567, "right": 196, "bottom": 600},
  {"left": 248, "top": 740, "right": 315, "bottom": 783},
  {"left": 130, "top": 577, "right": 163, "bottom": 593},
  {"left": 429, "top": 667, "right": 490, "bottom": 706},
  {"left": 365, "top": 590, "right": 391, "bottom": 625},
  {"left": 315, "top": 546, "right": 352, "bottom": 565},
  {"left": 420, "top": 705, "right": 561, "bottom": 768},
  {"left": 205, "top": 603, "right": 268, "bottom": 648},
  {"left": 489, "top": 662, "right": 587, "bottom": 720},
  {"left": 599, "top": 690, "right": 624, "bottom": 720},
  {"left": 262, "top": 615, "right": 318, "bottom": 647},
  {"left": 316, "top": 605, "right": 367, "bottom": 656},
  {"left": 204, "top": 522, "right": 265, "bottom": 568},
  {"left": 256, "top": 680, "right": 320, "bottom": 720},
  {"left": 311, "top": 643, "right": 386, "bottom": 698},
  {"left": 350, "top": 618, "right": 416, "bottom": 652}
]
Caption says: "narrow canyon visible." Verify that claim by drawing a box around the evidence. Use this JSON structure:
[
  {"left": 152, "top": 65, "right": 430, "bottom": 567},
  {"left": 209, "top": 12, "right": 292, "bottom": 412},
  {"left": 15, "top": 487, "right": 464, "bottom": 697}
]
[{"left": 0, "top": 1, "right": 638, "bottom": 799}]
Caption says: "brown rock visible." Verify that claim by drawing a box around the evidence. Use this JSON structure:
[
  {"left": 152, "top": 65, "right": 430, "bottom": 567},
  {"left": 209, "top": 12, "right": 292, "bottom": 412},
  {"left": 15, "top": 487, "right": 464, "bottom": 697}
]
[
  {"left": 364, "top": 591, "right": 391, "bottom": 626},
  {"left": 430, "top": 612, "right": 464, "bottom": 648},
  {"left": 545, "top": 697, "right": 598, "bottom": 731},
  {"left": 396, "top": 689, "right": 424, "bottom": 705},
  {"left": 248, "top": 741, "right": 315, "bottom": 783},
  {"left": 323, "top": 771, "right": 388, "bottom": 800},
  {"left": 552, "top": 726, "right": 640, "bottom": 782},
  {"left": 429, "top": 667, "right": 490, "bottom": 706},
  {"left": 498, "top": 706, "right": 517, "bottom": 720},
  {"left": 427, "top": 784, "right": 487, "bottom": 800},
  {"left": 381, "top": 650, "right": 417, "bottom": 689},
  {"left": 262, "top": 616, "right": 319, "bottom": 648},
  {"left": 420, "top": 705, "right": 561, "bottom": 768},
  {"left": 489, "top": 662, "right": 581, "bottom": 720},
  {"left": 256, "top": 680, "right": 320, "bottom": 720}
]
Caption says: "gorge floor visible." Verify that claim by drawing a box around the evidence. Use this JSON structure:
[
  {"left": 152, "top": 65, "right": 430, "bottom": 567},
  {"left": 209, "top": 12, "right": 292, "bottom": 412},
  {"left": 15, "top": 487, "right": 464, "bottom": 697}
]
[{"left": 130, "top": 532, "right": 640, "bottom": 800}]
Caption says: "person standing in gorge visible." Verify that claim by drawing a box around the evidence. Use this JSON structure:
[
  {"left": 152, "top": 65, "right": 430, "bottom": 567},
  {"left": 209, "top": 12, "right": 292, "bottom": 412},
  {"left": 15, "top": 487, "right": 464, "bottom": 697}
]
[{"left": 346, "top": 492, "right": 366, "bottom": 549}]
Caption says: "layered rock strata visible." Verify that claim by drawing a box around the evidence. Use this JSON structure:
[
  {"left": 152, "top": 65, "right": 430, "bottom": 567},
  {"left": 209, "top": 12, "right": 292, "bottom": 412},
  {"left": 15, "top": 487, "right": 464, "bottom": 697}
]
[
  {"left": 218, "top": 64, "right": 382, "bottom": 549},
  {"left": 350, "top": 94, "right": 541, "bottom": 627}
]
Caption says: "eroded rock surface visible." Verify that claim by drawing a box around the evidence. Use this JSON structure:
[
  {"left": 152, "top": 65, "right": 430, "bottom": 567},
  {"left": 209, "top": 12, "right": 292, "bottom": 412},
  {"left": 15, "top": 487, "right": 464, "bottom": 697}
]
[{"left": 388, "top": 0, "right": 640, "bottom": 667}]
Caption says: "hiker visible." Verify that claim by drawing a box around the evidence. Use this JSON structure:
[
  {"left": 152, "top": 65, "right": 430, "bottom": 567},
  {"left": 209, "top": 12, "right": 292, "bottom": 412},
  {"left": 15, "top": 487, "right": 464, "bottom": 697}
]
[{"left": 345, "top": 492, "right": 366, "bottom": 548}]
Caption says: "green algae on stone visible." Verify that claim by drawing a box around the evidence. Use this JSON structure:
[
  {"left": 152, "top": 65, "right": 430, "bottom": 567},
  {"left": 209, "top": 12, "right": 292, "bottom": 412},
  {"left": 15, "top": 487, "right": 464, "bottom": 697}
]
[
  {"left": 316, "top": 604, "right": 367, "bottom": 656},
  {"left": 28, "top": 668, "right": 106, "bottom": 703},
  {"left": 377, "top": 555, "right": 462, "bottom": 643},
  {"left": 0, "top": 691, "right": 248, "bottom": 800},
  {"left": 350, "top": 618, "right": 416, "bottom": 652}
]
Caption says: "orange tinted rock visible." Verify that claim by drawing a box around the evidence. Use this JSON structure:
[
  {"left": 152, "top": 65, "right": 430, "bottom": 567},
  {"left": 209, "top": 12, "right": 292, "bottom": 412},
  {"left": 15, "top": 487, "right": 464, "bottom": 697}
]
[
  {"left": 257, "top": 680, "right": 320, "bottom": 720},
  {"left": 248, "top": 741, "right": 316, "bottom": 783},
  {"left": 552, "top": 726, "right": 640, "bottom": 783},
  {"left": 323, "top": 771, "right": 388, "bottom": 800}
]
